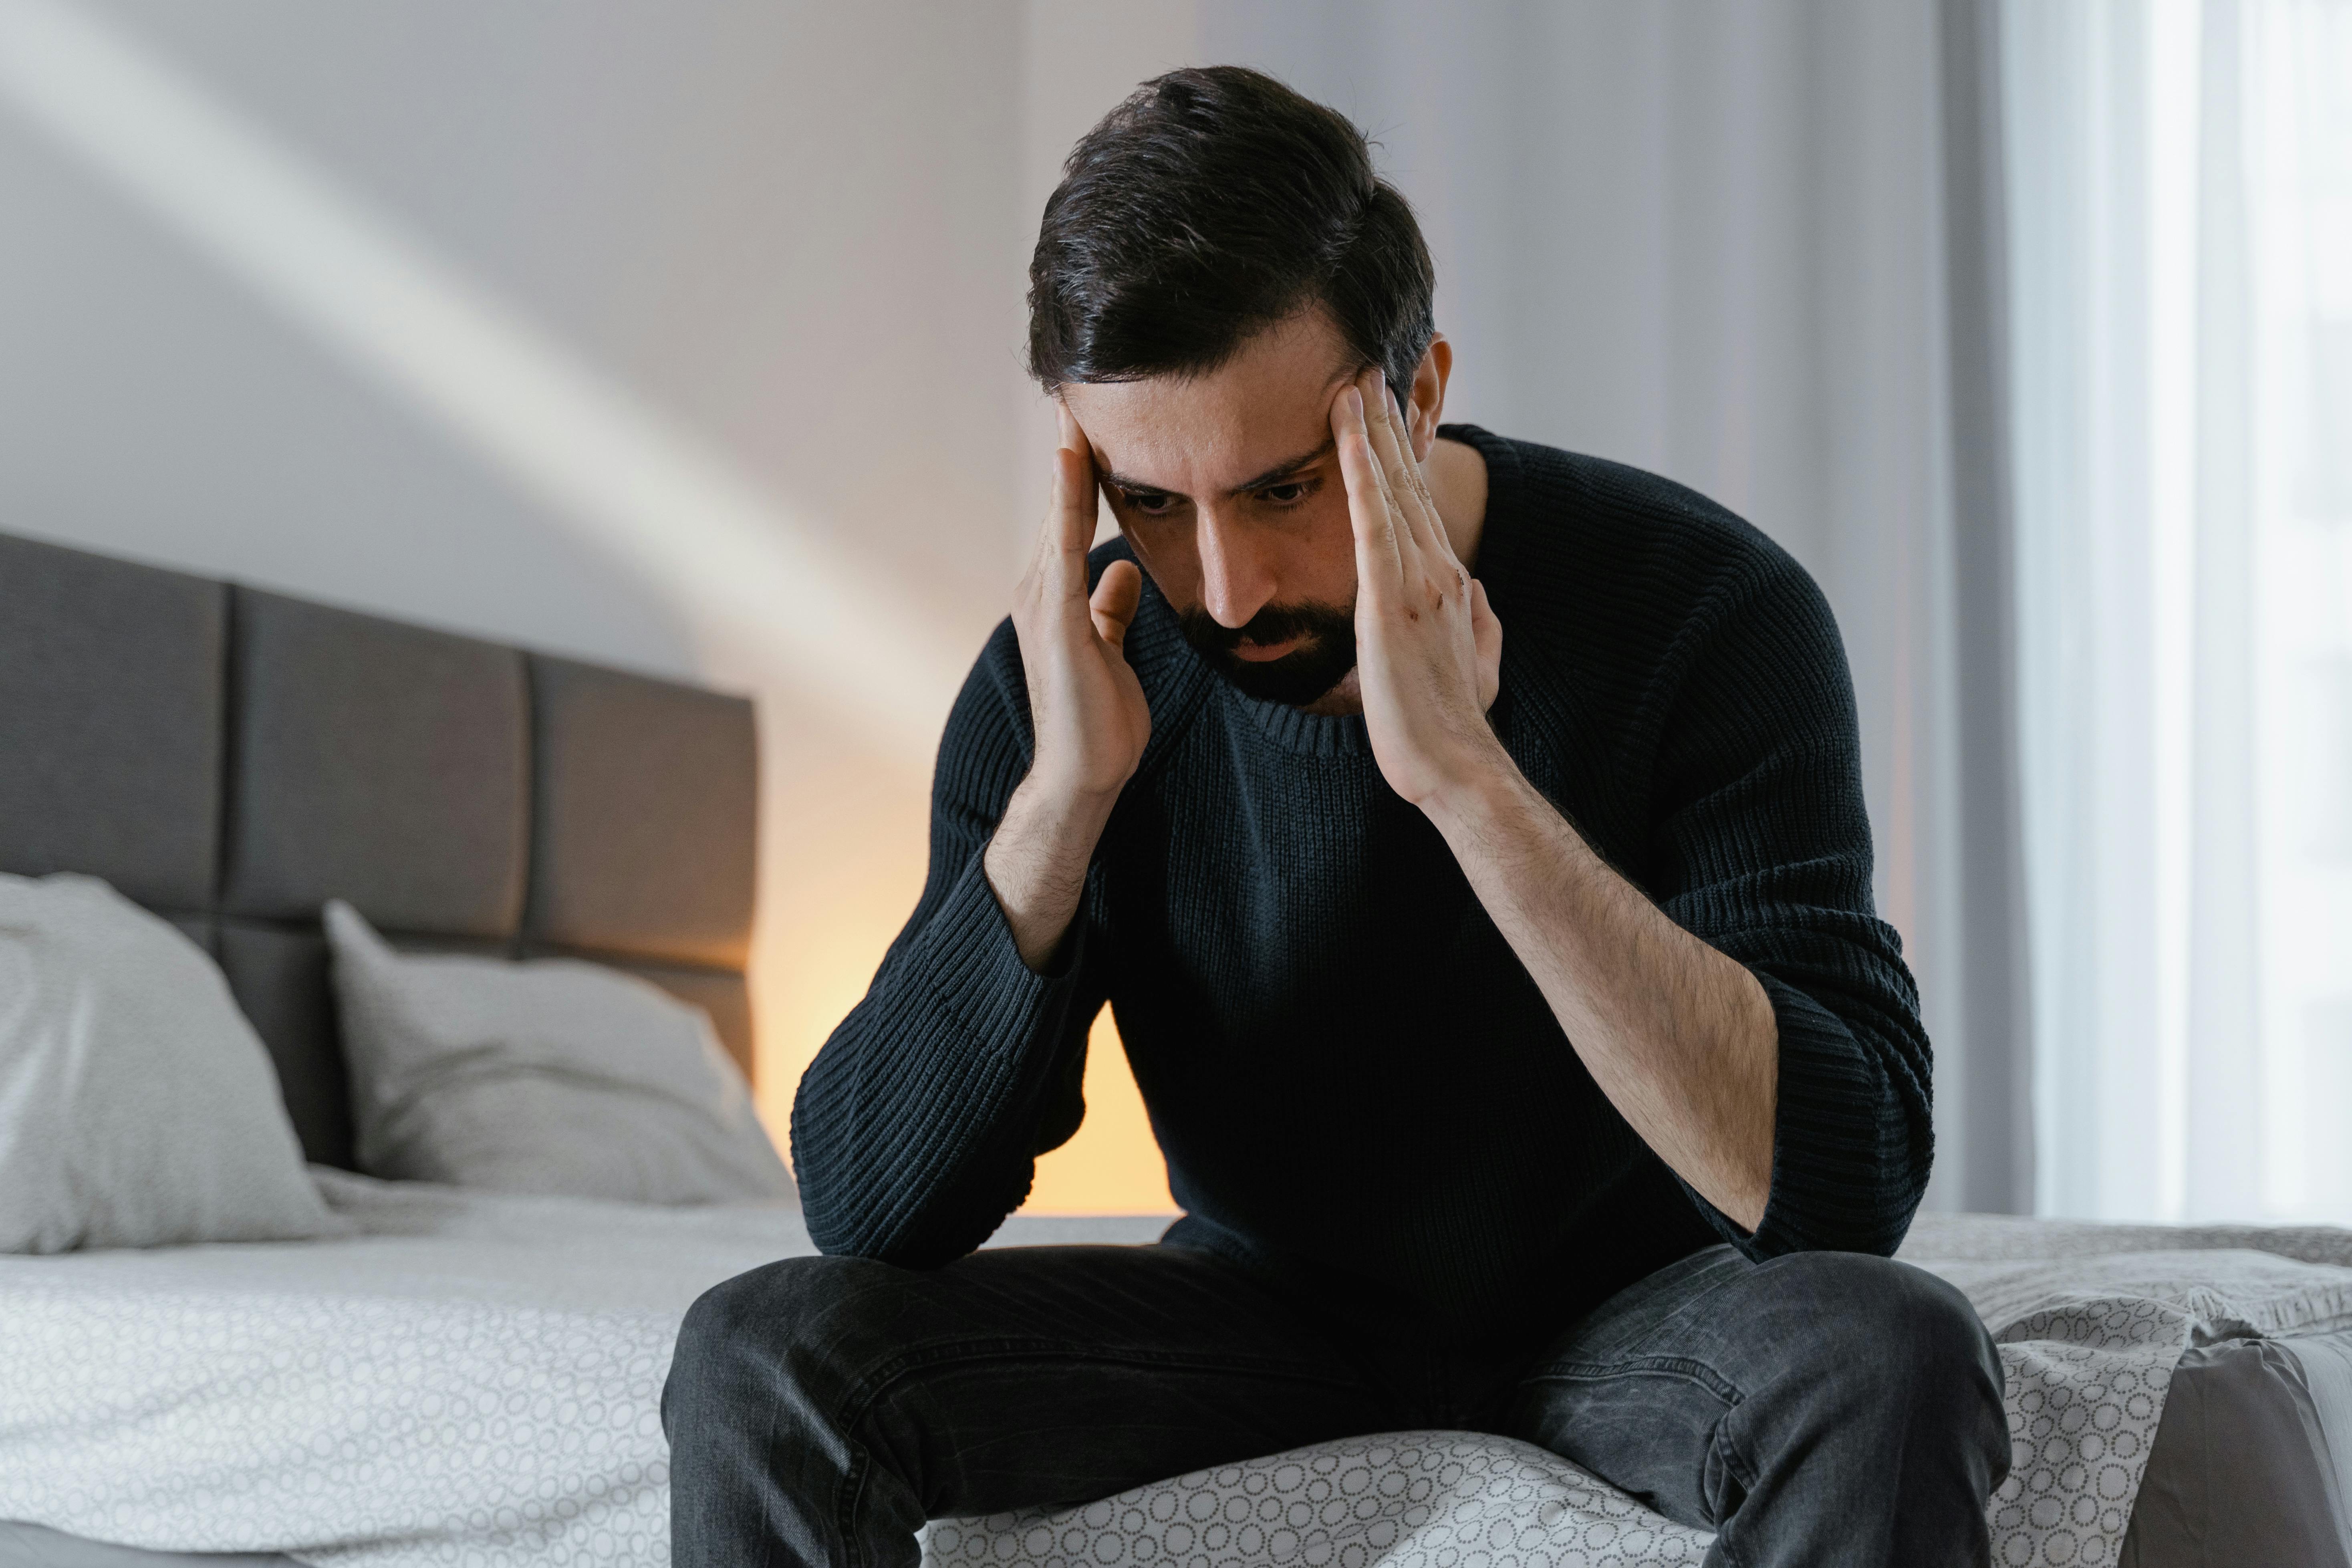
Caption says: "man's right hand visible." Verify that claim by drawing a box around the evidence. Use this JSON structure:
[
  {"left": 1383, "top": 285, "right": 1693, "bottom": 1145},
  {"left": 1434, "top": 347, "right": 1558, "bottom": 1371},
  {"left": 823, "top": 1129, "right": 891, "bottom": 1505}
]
[{"left": 982, "top": 403, "right": 1149, "bottom": 971}]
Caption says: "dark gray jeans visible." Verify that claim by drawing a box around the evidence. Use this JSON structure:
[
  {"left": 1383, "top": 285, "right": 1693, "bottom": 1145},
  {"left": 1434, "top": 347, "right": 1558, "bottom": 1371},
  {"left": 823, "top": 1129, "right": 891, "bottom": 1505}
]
[{"left": 663, "top": 1241, "right": 2009, "bottom": 1567}]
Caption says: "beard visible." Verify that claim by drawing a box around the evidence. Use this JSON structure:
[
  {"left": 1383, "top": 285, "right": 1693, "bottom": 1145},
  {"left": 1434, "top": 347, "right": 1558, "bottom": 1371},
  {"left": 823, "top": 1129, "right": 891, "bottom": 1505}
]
[{"left": 1175, "top": 600, "right": 1358, "bottom": 707}]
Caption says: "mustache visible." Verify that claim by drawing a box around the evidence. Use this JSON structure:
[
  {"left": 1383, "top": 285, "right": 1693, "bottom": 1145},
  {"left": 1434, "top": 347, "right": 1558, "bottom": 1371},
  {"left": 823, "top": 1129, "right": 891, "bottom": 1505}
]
[
  {"left": 1176, "top": 601, "right": 1351, "bottom": 653},
  {"left": 1175, "top": 600, "right": 1358, "bottom": 707}
]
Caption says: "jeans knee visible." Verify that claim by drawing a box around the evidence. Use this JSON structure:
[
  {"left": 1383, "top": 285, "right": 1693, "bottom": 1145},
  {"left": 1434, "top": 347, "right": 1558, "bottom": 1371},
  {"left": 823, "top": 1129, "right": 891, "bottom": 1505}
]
[
  {"left": 1760, "top": 1252, "right": 2004, "bottom": 1421},
  {"left": 666, "top": 1254, "right": 907, "bottom": 1434}
]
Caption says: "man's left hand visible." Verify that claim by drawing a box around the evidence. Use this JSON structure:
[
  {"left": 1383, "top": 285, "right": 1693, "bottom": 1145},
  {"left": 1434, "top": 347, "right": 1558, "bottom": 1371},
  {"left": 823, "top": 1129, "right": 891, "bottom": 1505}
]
[
  {"left": 1333, "top": 367, "right": 1504, "bottom": 809},
  {"left": 1336, "top": 367, "right": 1776, "bottom": 1228}
]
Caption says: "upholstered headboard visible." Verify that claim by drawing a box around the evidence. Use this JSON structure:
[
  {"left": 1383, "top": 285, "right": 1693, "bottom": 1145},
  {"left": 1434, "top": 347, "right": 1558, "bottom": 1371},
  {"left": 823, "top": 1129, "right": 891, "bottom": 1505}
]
[{"left": 0, "top": 530, "right": 759, "bottom": 1171}]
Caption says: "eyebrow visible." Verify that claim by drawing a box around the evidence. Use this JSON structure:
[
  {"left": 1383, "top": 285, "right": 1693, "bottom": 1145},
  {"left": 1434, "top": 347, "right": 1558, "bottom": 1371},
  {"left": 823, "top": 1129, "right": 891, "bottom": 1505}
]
[{"left": 1100, "top": 436, "right": 1337, "bottom": 502}]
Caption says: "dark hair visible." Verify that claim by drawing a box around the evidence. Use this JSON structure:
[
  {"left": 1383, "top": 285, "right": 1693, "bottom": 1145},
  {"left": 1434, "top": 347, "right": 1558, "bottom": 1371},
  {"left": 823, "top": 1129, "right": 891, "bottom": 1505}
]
[{"left": 1026, "top": 66, "right": 1435, "bottom": 401}]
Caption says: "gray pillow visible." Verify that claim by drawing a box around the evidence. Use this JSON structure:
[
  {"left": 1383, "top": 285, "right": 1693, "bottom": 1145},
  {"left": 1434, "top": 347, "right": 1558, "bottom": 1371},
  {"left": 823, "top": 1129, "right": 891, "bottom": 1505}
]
[
  {"left": 0, "top": 873, "right": 347, "bottom": 1252},
  {"left": 324, "top": 901, "right": 793, "bottom": 1205}
]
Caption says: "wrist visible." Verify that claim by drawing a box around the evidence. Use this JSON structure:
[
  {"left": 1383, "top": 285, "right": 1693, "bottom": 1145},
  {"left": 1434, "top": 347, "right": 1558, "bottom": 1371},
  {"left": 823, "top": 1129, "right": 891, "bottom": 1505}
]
[
  {"left": 1009, "top": 764, "right": 1125, "bottom": 841},
  {"left": 1416, "top": 734, "right": 1530, "bottom": 838},
  {"left": 985, "top": 773, "right": 1116, "bottom": 975},
  {"left": 987, "top": 767, "right": 1119, "bottom": 910}
]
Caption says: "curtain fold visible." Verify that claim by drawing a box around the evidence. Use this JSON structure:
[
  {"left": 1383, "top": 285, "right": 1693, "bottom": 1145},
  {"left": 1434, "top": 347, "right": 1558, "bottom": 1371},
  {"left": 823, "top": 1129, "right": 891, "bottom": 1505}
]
[
  {"left": 1940, "top": 0, "right": 2038, "bottom": 1214},
  {"left": 2005, "top": 0, "right": 2352, "bottom": 1222}
]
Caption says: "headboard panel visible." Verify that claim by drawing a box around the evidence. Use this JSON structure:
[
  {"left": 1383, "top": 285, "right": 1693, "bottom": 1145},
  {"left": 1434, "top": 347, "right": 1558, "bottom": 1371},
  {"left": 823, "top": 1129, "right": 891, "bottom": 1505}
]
[
  {"left": 0, "top": 530, "right": 760, "bottom": 1170},
  {"left": 225, "top": 588, "right": 532, "bottom": 935},
  {"left": 524, "top": 655, "right": 757, "bottom": 969},
  {"left": 0, "top": 535, "right": 225, "bottom": 910}
]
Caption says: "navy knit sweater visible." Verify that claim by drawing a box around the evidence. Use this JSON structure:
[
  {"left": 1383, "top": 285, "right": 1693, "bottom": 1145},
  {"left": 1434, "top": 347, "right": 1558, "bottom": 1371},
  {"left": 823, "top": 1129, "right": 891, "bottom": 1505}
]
[{"left": 792, "top": 426, "right": 1933, "bottom": 1346}]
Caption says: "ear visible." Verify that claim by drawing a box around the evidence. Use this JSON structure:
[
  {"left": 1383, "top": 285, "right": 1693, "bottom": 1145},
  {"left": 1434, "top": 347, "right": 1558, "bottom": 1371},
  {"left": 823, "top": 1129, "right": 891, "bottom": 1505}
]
[{"left": 1404, "top": 333, "right": 1453, "bottom": 463}]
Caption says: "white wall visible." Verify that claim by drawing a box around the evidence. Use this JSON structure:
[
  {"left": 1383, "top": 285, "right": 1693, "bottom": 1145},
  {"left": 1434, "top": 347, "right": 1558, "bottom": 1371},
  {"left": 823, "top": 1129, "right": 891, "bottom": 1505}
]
[
  {"left": 0, "top": 0, "right": 1994, "bottom": 1209},
  {"left": 0, "top": 0, "right": 1046, "bottom": 1140}
]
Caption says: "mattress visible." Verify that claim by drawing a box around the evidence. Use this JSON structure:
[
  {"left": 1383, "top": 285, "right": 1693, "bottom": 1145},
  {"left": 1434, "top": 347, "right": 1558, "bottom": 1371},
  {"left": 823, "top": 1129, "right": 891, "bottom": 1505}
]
[
  {"left": 0, "top": 1175, "right": 1162, "bottom": 1568},
  {"left": 6, "top": 1191, "right": 2352, "bottom": 1568},
  {"left": 1909, "top": 1213, "right": 2352, "bottom": 1568}
]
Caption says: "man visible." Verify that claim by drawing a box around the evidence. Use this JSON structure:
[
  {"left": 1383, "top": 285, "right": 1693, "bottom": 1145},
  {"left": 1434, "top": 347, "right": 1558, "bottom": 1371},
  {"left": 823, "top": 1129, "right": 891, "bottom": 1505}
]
[{"left": 666, "top": 65, "right": 2009, "bottom": 1567}]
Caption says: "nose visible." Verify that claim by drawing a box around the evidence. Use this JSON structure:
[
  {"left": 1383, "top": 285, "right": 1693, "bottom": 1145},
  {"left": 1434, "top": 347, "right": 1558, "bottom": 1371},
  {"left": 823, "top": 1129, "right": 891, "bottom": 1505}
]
[{"left": 1195, "top": 508, "right": 1279, "bottom": 631}]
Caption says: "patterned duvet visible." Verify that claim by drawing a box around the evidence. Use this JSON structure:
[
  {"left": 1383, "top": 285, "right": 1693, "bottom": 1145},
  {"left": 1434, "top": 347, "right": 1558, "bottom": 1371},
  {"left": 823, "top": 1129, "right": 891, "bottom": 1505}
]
[{"left": 4, "top": 1175, "right": 2350, "bottom": 1568}]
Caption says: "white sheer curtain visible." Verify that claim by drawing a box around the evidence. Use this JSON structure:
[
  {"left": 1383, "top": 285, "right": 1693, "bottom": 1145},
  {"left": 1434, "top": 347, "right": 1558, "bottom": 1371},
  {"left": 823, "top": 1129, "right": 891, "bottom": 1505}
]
[{"left": 2006, "top": 0, "right": 2352, "bottom": 1221}]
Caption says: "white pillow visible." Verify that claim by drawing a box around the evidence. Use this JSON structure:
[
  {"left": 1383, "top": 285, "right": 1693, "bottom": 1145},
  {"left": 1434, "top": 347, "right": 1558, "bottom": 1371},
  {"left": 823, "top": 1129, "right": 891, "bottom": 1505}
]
[
  {"left": 0, "top": 873, "right": 347, "bottom": 1252},
  {"left": 324, "top": 901, "right": 793, "bottom": 1205}
]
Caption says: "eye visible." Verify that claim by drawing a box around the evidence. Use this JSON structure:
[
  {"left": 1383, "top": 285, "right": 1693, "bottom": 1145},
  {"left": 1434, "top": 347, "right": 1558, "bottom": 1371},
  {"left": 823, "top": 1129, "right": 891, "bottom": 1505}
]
[
  {"left": 1257, "top": 479, "right": 1318, "bottom": 508},
  {"left": 1120, "top": 489, "right": 1178, "bottom": 517}
]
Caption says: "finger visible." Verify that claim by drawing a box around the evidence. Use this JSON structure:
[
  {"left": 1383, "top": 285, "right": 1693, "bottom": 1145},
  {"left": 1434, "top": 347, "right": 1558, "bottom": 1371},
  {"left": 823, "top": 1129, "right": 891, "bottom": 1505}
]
[
  {"left": 1372, "top": 370, "right": 1464, "bottom": 578},
  {"left": 1350, "top": 371, "right": 1425, "bottom": 588},
  {"left": 1056, "top": 395, "right": 1094, "bottom": 465},
  {"left": 1471, "top": 578, "right": 1503, "bottom": 678},
  {"left": 1366, "top": 377, "right": 1444, "bottom": 600},
  {"left": 1333, "top": 384, "right": 1403, "bottom": 599},
  {"left": 1467, "top": 583, "right": 1505, "bottom": 663},
  {"left": 1052, "top": 445, "right": 1097, "bottom": 553},
  {"left": 1360, "top": 368, "right": 1446, "bottom": 566},
  {"left": 1089, "top": 558, "right": 1142, "bottom": 654},
  {"left": 1391, "top": 389, "right": 1456, "bottom": 574},
  {"left": 1031, "top": 406, "right": 1071, "bottom": 571},
  {"left": 1046, "top": 413, "right": 1099, "bottom": 593}
]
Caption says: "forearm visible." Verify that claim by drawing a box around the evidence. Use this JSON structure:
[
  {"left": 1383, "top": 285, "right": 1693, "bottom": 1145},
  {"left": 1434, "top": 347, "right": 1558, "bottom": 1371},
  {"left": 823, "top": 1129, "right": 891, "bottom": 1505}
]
[
  {"left": 1425, "top": 746, "right": 1780, "bottom": 1229},
  {"left": 793, "top": 843, "right": 1098, "bottom": 1263},
  {"left": 983, "top": 772, "right": 1119, "bottom": 971},
  {"left": 800, "top": 400, "right": 1145, "bottom": 1261},
  {"left": 795, "top": 633, "right": 1107, "bottom": 1262}
]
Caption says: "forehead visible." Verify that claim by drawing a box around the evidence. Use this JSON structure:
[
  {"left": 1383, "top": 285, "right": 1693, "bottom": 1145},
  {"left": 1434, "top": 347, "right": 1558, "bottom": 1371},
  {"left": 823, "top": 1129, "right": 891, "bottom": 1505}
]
[{"left": 1059, "top": 310, "right": 1357, "bottom": 494}]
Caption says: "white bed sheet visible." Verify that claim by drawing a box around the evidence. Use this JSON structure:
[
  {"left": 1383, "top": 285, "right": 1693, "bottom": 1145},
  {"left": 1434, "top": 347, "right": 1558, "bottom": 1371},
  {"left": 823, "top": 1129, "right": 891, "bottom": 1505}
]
[
  {"left": 6, "top": 1186, "right": 2352, "bottom": 1568},
  {"left": 0, "top": 1171, "right": 1153, "bottom": 1568}
]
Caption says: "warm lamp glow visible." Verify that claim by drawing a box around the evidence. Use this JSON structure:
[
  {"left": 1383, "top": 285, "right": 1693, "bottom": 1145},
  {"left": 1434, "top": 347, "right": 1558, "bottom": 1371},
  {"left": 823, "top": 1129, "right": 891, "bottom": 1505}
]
[
  {"left": 746, "top": 741, "right": 1174, "bottom": 1219},
  {"left": 745, "top": 738, "right": 933, "bottom": 1151},
  {"left": 1022, "top": 1011, "right": 1177, "bottom": 1215}
]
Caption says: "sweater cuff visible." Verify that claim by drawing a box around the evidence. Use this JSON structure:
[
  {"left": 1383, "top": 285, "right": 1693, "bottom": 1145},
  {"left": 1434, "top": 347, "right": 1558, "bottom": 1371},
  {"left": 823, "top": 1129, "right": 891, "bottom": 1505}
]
[
  {"left": 915, "top": 848, "right": 1094, "bottom": 1053},
  {"left": 1679, "top": 970, "right": 1915, "bottom": 1262}
]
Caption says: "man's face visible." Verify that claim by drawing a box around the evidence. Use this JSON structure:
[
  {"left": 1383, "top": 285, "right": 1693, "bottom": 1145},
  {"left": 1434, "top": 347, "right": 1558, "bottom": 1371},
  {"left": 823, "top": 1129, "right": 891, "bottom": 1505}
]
[{"left": 1059, "top": 310, "right": 1377, "bottom": 707}]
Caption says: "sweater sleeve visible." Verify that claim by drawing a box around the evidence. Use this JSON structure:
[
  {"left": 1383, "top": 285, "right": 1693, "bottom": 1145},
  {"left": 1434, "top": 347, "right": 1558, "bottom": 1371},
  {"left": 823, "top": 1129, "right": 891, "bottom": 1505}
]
[
  {"left": 1643, "top": 551, "right": 1934, "bottom": 1261},
  {"left": 789, "top": 618, "right": 1106, "bottom": 1266}
]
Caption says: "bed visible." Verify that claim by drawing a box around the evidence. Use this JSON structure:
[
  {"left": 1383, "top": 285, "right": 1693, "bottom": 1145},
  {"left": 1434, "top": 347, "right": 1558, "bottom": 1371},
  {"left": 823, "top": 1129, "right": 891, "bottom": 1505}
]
[{"left": 5, "top": 525, "right": 2352, "bottom": 1568}]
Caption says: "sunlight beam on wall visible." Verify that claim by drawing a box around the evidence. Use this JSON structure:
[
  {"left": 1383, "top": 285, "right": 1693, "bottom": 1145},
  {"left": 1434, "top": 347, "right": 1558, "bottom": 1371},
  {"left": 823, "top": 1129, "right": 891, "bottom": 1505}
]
[{"left": 0, "top": 0, "right": 965, "bottom": 764}]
